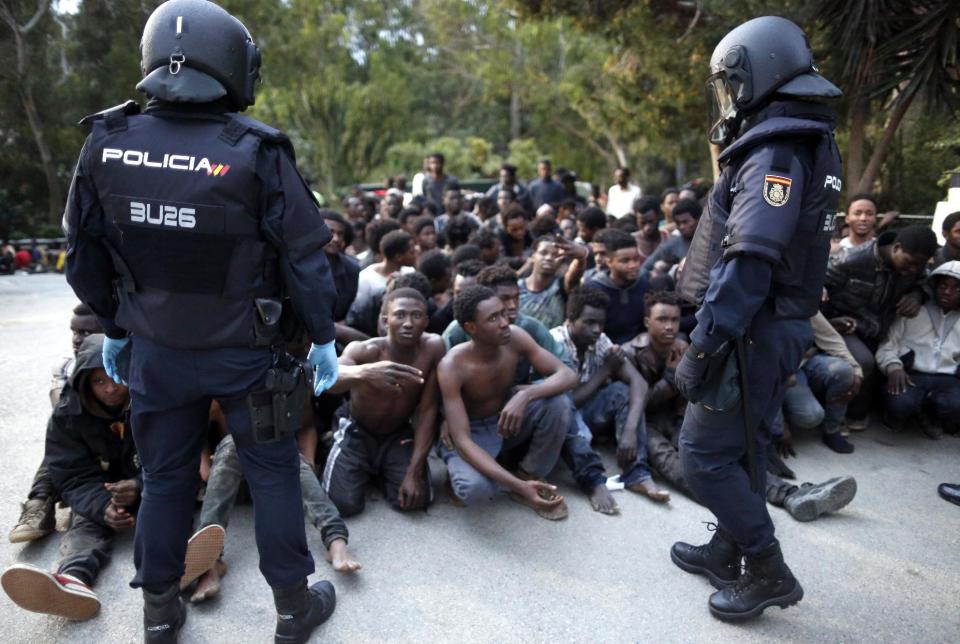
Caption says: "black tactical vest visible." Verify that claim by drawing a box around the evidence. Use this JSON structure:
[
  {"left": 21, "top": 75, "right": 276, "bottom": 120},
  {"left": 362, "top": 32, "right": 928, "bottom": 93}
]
[
  {"left": 677, "top": 114, "right": 842, "bottom": 320},
  {"left": 84, "top": 101, "right": 292, "bottom": 349}
]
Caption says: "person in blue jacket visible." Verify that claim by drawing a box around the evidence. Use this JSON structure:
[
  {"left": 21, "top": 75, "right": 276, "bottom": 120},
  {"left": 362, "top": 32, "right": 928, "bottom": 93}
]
[
  {"left": 62, "top": 2, "right": 339, "bottom": 641},
  {"left": 671, "top": 16, "right": 843, "bottom": 621}
]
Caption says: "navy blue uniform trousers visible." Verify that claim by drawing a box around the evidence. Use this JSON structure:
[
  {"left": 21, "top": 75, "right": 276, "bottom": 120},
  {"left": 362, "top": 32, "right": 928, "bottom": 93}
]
[
  {"left": 679, "top": 305, "right": 810, "bottom": 555},
  {"left": 128, "top": 336, "right": 314, "bottom": 591}
]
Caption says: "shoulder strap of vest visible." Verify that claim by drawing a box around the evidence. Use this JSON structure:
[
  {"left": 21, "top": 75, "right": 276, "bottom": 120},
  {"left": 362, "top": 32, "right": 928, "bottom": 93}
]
[
  {"left": 718, "top": 117, "right": 831, "bottom": 167},
  {"left": 219, "top": 114, "right": 296, "bottom": 162},
  {"left": 79, "top": 100, "right": 141, "bottom": 132}
]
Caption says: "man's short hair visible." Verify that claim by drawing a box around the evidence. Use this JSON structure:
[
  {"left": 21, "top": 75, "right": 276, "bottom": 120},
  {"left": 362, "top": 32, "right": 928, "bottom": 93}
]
[
  {"left": 895, "top": 225, "right": 939, "bottom": 258},
  {"left": 566, "top": 285, "right": 610, "bottom": 321},
  {"left": 633, "top": 196, "right": 661, "bottom": 216},
  {"left": 501, "top": 163, "right": 518, "bottom": 177},
  {"left": 576, "top": 206, "right": 607, "bottom": 231},
  {"left": 538, "top": 158, "right": 551, "bottom": 166},
  {"left": 602, "top": 228, "right": 637, "bottom": 254},
  {"left": 660, "top": 187, "right": 679, "bottom": 202},
  {"left": 476, "top": 263, "right": 518, "bottom": 289},
  {"left": 616, "top": 166, "right": 630, "bottom": 176},
  {"left": 468, "top": 227, "right": 498, "bottom": 250},
  {"left": 457, "top": 259, "right": 486, "bottom": 278},
  {"left": 382, "top": 287, "right": 428, "bottom": 314},
  {"left": 531, "top": 216, "right": 559, "bottom": 239},
  {"left": 941, "top": 211, "right": 960, "bottom": 234},
  {"left": 428, "top": 152, "right": 445, "bottom": 163},
  {"left": 613, "top": 216, "right": 638, "bottom": 233},
  {"left": 444, "top": 215, "right": 476, "bottom": 249},
  {"left": 319, "top": 209, "right": 353, "bottom": 246},
  {"left": 365, "top": 219, "right": 401, "bottom": 251},
  {"left": 644, "top": 290, "right": 682, "bottom": 316},
  {"left": 445, "top": 181, "right": 462, "bottom": 194},
  {"left": 451, "top": 243, "right": 482, "bottom": 266},
  {"left": 418, "top": 249, "right": 451, "bottom": 281},
  {"left": 672, "top": 198, "right": 703, "bottom": 220},
  {"left": 380, "top": 229, "right": 413, "bottom": 260},
  {"left": 531, "top": 234, "right": 559, "bottom": 253},
  {"left": 454, "top": 284, "right": 497, "bottom": 326},
  {"left": 500, "top": 203, "right": 527, "bottom": 227},
  {"left": 388, "top": 271, "right": 432, "bottom": 300},
  {"left": 476, "top": 196, "right": 498, "bottom": 218},
  {"left": 846, "top": 193, "right": 878, "bottom": 210},
  {"left": 397, "top": 207, "right": 422, "bottom": 227},
  {"left": 411, "top": 215, "right": 436, "bottom": 235}
]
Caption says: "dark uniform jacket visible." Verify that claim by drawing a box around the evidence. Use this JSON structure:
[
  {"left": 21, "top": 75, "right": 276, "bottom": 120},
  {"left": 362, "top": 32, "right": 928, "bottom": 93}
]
[
  {"left": 46, "top": 336, "right": 139, "bottom": 528},
  {"left": 822, "top": 231, "right": 924, "bottom": 343}
]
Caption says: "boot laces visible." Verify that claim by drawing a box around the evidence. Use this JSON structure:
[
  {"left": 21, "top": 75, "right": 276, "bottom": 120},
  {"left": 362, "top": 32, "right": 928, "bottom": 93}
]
[{"left": 19, "top": 499, "right": 50, "bottom": 524}]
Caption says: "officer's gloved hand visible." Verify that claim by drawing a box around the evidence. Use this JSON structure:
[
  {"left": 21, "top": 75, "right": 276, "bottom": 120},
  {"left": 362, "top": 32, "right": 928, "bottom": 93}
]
[
  {"left": 674, "top": 342, "right": 713, "bottom": 403},
  {"left": 307, "top": 341, "right": 339, "bottom": 396},
  {"left": 102, "top": 336, "right": 130, "bottom": 386}
]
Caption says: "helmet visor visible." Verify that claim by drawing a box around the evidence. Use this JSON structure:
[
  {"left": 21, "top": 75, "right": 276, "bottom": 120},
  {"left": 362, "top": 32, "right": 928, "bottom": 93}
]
[{"left": 706, "top": 72, "right": 737, "bottom": 145}]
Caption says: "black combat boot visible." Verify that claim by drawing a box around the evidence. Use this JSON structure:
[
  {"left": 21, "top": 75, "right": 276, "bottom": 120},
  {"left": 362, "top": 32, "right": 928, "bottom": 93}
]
[
  {"left": 274, "top": 579, "right": 336, "bottom": 644},
  {"left": 708, "top": 540, "right": 803, "bottom": 621},
  {"left": 143, "top": 584, "right": 186, "bottom": 642},
  {"left": 671, "top": 523, "right": 742, "bottom": 588}
]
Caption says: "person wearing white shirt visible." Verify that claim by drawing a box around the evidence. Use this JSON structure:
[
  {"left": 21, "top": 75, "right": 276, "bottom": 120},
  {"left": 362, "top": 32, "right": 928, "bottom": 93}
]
[{"left": 606, "top": 167, "right": 642, "bottom": 219}]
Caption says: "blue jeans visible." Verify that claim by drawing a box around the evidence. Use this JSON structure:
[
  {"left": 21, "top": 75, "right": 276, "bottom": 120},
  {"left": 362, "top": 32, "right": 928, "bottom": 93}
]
[
  {"left": 560, "top": 396, "right": 607, "bottom": 493},
  {"left": 776, "top": 354, "right": 856, "bottom": 436},
  {"left": 579, "top": 381, "right": 652, "bottom": 486},
  {"left": 440, "top": 396, "right": 568, "bottom": 505},
  {"left": 883, "top": 371, "right": 960, "bottom": 430}
]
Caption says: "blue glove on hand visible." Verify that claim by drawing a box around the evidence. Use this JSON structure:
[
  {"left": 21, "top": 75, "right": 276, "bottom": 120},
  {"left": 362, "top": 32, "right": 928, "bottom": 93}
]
[
  {"left": 674, "top": 342, "right": 711, "bottom": 403},
  {"left": 307, "top": 341, "right": 339, "bottom": 396},
  {"left": 102, "top": 336, "right": 130, "bottom": 386}
]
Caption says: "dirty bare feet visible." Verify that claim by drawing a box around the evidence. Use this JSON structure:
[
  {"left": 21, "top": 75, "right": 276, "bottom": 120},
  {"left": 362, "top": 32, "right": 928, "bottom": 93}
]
[
  {"left": 325, "top": 538, "right": 362, "bottom": 573},
  {"left": 190, "top": 559, "right": 226, "bottom": 603},
  {"left": 589, "top": 484, "right": 620, "bottom": 515},
  {"left": 627, "top": 478, "right": 670, "bottom": 503}
]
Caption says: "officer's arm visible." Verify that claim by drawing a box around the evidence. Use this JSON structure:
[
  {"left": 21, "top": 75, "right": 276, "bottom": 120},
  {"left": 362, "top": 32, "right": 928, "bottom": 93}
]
[
  {"left": 258, "top": 145, "right": 336, "bottom": 345},
  {"left": 63, "top": 137, "right": 126, "bottom": 339},
  {"left": 691, "top": 144, "right": 806, "bottom": 354}
]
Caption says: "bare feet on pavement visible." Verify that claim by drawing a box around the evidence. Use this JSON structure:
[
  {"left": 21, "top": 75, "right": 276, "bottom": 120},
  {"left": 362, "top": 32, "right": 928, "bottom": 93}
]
[
  {"left": 589, "top": 485, "right": 620, "bottom": 515},
  {"left": 325, "top": 538, "right": 362, "bottom": 573}
]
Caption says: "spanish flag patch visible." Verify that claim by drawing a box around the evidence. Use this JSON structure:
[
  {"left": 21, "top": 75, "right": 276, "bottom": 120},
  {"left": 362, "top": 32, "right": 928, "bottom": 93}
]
[{"left": 762, "top": 175, "right": 792, "bottom": 207}]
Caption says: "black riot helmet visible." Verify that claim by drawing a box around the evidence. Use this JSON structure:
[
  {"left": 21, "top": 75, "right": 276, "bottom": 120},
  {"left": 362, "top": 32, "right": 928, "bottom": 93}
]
[
  {"left": 137, "top": 0, "right": 261, "bottom": 111},
  {"left": 706, "top": 16, "right": 841, "bottom": 146}
]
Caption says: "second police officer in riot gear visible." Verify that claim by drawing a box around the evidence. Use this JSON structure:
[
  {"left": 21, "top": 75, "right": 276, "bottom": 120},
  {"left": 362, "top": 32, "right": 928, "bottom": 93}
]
[
  {"left": 63, "top": 1, "right": 341, "bottom": 641},
  {"left": 672, "top": 16, "right": 843, "bottom": 620}
]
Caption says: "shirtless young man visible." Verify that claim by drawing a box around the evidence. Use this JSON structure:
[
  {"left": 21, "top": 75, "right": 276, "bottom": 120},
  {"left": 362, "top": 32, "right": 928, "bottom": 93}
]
[
  {"left": 438, "top": 285, "right": 577, "bottom": 520},
  {"left": 323, "top": 288, "right": 445, "bottom": 515}
]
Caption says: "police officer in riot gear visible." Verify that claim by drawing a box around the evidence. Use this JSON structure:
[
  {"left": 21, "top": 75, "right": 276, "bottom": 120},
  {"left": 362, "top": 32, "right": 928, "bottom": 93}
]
[
  {"left": 671, "top": 16, "right": 843, "bottom": 620},
  {"left": 64, "top": 1, "right": 340, "bottom": 641}
]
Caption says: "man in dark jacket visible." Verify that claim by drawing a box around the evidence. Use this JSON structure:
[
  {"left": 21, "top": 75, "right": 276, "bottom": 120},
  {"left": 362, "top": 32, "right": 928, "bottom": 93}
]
[
  {"left": 2, "top": 335, "right": 146, "bottom": 620},
  {"left": 821, "top": 226, "right": 938, "bottom": 425}
]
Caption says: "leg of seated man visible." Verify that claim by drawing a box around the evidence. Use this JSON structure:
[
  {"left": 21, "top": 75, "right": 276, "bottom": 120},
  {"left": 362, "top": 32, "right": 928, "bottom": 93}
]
[
  {"left": 647, "top": 412, "right": 691, "bottom": 496},
  {"left": 912, "top": 372, "right": 960, "bottom": 437},
  {"left": 378, "top": 424, "right": 432, "bottom": 513},
  {"left": 9, "top": 462, "right": 57, "bottom": 543},
  {"left": 440, "top": 417, "right": 503, "bottom": 505},
  {"left": 298, "top": 457, "right": 360, "bottom": 573},
  {"left": 511, "top": 395, "right": 569, "bottom": 479},
  {"left": 781, "top": 371, "right": 825, "bottom": 432},
  {"left": 802, "top": 354, "right": 854, "bottom": 436},
  {"left": 882, "top": 378, "right": 925, "bottom": 427},
  {"left": 197, "top": 435, "right": 243, "bottom": 531},
  {"left": 559, "top": 397, "right": 614, "bottom": 514},
  {"left": 322, "top": 419, "right": 377, "bottom": 517}
]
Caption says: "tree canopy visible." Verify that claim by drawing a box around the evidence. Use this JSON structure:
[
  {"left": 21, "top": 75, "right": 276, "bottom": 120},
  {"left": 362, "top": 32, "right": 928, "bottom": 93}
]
[{"left": 1, "top": 0, "right": 958, "bottom": 237}]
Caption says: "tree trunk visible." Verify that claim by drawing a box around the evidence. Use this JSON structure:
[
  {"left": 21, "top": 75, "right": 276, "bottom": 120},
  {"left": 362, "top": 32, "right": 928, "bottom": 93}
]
[
  {"left": 856, "top": 92, "right": 915, "bottom": 194},
  {"left": 19, "top": 82, "right": 62, "bottom": 225},
  {"left": 846, "top": 97, "right": 867, "bottom": 192},
  {"left": 509, "top": 83, "right": 521, "bottom": 141}
]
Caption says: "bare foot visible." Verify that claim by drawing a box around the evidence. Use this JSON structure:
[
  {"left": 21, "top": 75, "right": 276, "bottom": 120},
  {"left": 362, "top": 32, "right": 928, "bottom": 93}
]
[
  {"left": 190, "top": 559, "right": 226, "bottom": 603},
  {"left": 589, "top": 485, "right": 620, "bottom": 515},
  {"left": 325, "top": 539, "right": 362, "bottom": 573}
]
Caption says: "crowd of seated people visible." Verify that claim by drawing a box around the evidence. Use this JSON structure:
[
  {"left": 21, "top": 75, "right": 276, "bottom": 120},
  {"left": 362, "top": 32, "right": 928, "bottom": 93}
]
[{"left": 5, "top": 153, "right": 959, "bottom": 624}]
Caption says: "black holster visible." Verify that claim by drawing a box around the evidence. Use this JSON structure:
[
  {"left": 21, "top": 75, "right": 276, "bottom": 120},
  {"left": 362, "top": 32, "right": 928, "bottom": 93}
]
[{"left": 244, "top": 352, "right": 309, "bottom": 444}]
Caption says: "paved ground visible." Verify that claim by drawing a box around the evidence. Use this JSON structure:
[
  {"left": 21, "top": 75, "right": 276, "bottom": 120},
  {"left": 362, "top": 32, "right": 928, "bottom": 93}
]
[{"left": 0, "top": 273, "right": 958, "bottom": 643}]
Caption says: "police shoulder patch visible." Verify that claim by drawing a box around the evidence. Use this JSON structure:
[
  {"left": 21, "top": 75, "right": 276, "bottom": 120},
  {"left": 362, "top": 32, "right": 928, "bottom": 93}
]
[{"left": 762, "top": 174, "right": 792, "bottom": 208}]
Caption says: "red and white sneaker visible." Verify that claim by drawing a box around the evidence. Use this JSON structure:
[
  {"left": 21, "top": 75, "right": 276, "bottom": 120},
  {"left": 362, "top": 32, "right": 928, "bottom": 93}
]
[
  {"left": 1, "top": 564, "right": 100, "bottom": 620},
  {"left": 180, "top": 524, "right": 225, "bottom": 590}
]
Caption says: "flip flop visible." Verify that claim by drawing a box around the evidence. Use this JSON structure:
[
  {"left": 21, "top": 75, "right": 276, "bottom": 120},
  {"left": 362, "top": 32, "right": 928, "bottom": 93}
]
[{"left": 180, "top": 524, "right": 225, "bottom": 590}]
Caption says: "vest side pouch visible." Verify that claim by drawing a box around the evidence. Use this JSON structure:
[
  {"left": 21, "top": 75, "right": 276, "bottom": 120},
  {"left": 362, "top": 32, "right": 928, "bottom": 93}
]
[{"left": 676, "top": 178, "right": 735, "bottom": 306}]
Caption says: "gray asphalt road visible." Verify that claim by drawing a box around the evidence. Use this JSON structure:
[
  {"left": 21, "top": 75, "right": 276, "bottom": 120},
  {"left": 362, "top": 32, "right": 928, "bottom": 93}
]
[{"left": 1, "top": 273, "right": 958, "bottom": 643}]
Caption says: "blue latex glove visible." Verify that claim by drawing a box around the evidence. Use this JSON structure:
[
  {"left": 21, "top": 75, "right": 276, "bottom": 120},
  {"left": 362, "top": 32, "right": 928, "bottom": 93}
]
[
  {"left": 102, "top": 336, "right": 130, "bottom": 386},
  {"left": 306, "top": 341, "right": 339, "bottom": 396}
]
